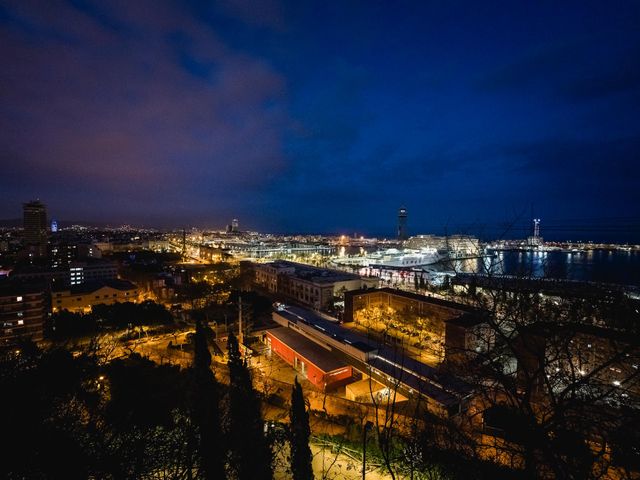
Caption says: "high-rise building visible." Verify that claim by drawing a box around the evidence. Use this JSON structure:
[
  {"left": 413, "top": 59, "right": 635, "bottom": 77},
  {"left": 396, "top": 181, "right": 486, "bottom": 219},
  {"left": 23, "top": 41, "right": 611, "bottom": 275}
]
[
  {"left": 227, "top": 218, "right": 240, "bottom": 234},
  {"left": 397, "top": 206, "right": 408, "bottom": 241},
  {"left": 23, "top": 200, "right": 48, "bottom": 258},
  {"left": 50, "top": 219, "right": 58, "bottom": 233},
  {"left": 0, "top": 280, "right": 45, "bottom": 345}
]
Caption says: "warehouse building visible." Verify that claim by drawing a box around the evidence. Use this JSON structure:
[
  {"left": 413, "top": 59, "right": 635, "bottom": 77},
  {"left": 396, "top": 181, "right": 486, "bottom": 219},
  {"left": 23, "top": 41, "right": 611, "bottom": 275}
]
[{"left": 266, "top": 326, "right": 353, "bottom": 391}]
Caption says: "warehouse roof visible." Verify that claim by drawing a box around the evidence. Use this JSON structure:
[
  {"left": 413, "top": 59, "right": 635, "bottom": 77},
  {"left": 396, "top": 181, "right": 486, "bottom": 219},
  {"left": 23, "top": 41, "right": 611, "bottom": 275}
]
[{"left": 268, "top": 327, "right": 348, "bottom": 373}]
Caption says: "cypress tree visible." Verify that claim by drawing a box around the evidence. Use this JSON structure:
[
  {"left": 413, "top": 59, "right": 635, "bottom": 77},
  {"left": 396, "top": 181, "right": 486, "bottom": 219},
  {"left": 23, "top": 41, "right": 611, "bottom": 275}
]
[
  {"left": 226, "top": 332, "right": 272, "bottom": 480},
  {"left": 290, "top": 377, "right": 313, "bottom": 480},
  {"left": 192, "top": 319, "right": 226, "bottom": 479}
]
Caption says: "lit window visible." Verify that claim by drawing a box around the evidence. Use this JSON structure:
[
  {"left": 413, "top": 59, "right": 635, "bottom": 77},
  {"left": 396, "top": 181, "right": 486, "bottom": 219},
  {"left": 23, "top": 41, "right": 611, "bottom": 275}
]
[
  {"left": 17, "top": 320, "right": 24, "bottom": 325},
  {"left": 16, "top": 296, "right": 22, "bottom": 302}
]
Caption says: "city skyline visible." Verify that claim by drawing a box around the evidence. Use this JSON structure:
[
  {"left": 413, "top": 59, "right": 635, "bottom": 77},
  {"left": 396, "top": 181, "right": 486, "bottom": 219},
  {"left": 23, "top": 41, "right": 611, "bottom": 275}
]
[
  {"left": 2, "top": 4, "right": 640, "bottom": 478},
  {"left": 1, "top": 200, "right": 638, "bottom": 244},
  {"left": 1, "top": 1, "right": 639, "bottom": 239}
]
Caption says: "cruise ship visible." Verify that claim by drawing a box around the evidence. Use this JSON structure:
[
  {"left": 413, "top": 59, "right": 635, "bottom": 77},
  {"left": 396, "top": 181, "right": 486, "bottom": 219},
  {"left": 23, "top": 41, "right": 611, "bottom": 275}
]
[{"left": 332, "top": 247, "right": 446, "bottom": 269}]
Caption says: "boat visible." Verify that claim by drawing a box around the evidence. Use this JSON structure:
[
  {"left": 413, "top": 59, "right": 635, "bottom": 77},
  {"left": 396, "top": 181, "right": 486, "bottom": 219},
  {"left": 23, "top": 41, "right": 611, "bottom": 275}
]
[{"left": 332, "top": 247, "right": 446, "bottom": 269}]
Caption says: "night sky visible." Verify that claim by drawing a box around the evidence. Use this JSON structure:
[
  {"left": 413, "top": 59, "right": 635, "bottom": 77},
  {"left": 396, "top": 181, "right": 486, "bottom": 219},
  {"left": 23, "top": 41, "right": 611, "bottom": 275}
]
[{"left": 1, "top": 1, "right": 639, "bottom": 240}]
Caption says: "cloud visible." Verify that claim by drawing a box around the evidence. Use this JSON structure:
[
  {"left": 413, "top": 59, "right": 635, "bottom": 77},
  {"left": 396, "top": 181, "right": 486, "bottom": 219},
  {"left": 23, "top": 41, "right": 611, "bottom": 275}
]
[
  {"left": 0, "top": 0, "right": 289, "bottom": 222},
  {"left": 215, "top": 0, "right": 287, "bottom": 31},
  {"left": 476, "top": 37, "right": 640, "bottom": 103},
  {"left": 499, "top": 136, "right": 640, "bottom": 212},
  {"left": 505, "top": 136, "right": 639, "bottom": 176},
  {"left": 560, "top": 57, "right": 640, "bottom": 102},
  {"left": 476, "top": 42, "right": 577, "bottom": 92}
]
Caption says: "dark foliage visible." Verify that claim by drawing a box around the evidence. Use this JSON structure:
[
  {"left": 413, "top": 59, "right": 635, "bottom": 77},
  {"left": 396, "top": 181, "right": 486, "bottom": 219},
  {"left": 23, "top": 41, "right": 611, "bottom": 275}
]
[
  {"left": 289, "top": 377, "right": 313, "bottom": 480},
  {"left": 0, "top": 342, "right": 209, "bottom": 479},
  {"left": 105, "top": 354, "right": 187, "bottom": 429},
  {"left": 0, "top": 344, "right": 98, "bottom": 478},
  {"left": 46, "top": 300, "right": 174, "bottom": 339},
  {"left": 226, "top": 332, "right": 273, "bottom": 480},
  {"left": 190, "top": 319, "right": 226, "bottom": 479}
]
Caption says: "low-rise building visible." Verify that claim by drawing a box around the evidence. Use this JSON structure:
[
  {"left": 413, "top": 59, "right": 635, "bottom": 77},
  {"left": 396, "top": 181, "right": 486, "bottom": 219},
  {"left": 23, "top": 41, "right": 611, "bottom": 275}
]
[
  {"left": 266, "top": 326, "right": 353, "bottom": 391},
  {"left": 272, "top": 305, "right": 472, "bottom": 415},
  {"left": 248, "top": 260, "right": 378, "bottom": 309},
  {"left": 515, "top": 322, "right": 640, "bottom": 400},
  {"left": 344, "top": 287, "right": 489, "bottom": 364},
  {"left": 345, "top": 378, "right": 401, "bottom": 403},
  {"left": 51, "top": 279, "right": 140, "bottom": 313},
  {"left": 0, "top": 280, "right": 45, "bottom": 345}
]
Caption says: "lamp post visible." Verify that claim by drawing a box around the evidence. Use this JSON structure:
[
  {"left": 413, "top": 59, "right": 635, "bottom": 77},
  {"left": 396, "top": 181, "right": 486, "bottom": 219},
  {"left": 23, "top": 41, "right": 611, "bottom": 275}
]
[{"left": 362, "top": 421, "right": 373, "bottom": 479}]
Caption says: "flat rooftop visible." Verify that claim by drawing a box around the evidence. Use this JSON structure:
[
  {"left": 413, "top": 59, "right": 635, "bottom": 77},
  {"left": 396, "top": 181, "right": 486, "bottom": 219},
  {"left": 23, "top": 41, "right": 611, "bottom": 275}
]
[
  {"left": 346, "top": 378, "right": 386, "bottom": 396},
  {"left": 278, "top": 305, "right": 471, "bottom": 407},
  {"left": 349, "top": 287, "right": 480, "bottom": 314},
  {"left": 0, "top": 279, "right": 46, "bottom": 296},
  {"left": 276, "top": 305, "right": 377, "bottom": 353},
  {"left": 53, "top": 279, "right": 137, "bottom": 294},
  {"left": 263, "top": 260, "right": 362, "bottom": 284},
  {"left": 268, "top": 326, "right": 348, "bottom": 373}
]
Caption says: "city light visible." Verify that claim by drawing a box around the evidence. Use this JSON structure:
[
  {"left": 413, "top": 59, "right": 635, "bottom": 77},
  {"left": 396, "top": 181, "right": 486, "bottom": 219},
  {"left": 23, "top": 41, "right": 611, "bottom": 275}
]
[{"left": 1, "top": 2, "right": 640, "bottom": 478}]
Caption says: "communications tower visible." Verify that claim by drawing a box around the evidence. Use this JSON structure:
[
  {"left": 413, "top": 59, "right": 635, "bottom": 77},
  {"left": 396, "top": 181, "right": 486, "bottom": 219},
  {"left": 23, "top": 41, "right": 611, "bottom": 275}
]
[
  {"left": 397, "top": 206, "right": 408, "bottom": 241},
  {"left": 528, "top": 218, "right": 543, "bottom": 246}
]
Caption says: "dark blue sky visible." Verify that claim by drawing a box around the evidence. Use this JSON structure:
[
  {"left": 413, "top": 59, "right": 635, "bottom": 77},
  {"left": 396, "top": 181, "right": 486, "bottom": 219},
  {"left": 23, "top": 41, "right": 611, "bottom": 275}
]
[{"left": 1, "top": 1, "right": 639, "bottom": 240}]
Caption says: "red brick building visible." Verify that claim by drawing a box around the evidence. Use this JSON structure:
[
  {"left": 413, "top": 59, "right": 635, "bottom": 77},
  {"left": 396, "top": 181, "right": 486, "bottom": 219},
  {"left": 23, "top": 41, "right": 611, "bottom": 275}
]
[{"left": 266, "top": 327, "right": 353, "bottom": 391}]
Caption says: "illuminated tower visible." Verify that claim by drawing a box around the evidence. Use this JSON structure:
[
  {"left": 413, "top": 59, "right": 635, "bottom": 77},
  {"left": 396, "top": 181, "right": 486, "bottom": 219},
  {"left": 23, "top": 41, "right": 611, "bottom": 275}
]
[
  {"left": 232, "top": 218, "right": 239, "bottom": 233},
  {"left": 397, "top": 206, "right": 408, "bottom": 241},
  {"left": 23, "top": 200, "right": 48, "bottom": 257},
  {"left": 528, "top": 218, "right": 543, "bottom": 246}
]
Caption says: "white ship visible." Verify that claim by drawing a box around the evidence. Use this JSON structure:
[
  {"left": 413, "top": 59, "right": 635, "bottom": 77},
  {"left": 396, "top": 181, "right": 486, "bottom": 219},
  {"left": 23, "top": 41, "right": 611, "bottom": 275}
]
[{"left": 332, "top": 247, "right": 445, "bottom": 269}]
